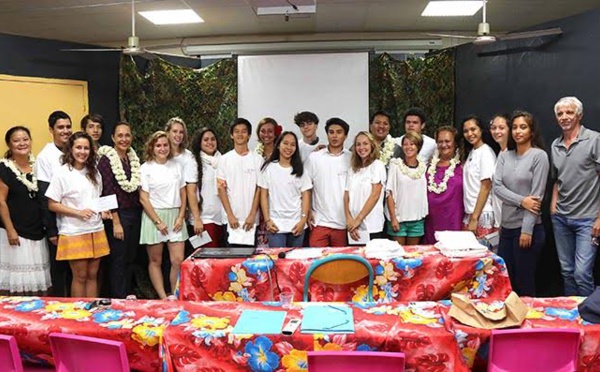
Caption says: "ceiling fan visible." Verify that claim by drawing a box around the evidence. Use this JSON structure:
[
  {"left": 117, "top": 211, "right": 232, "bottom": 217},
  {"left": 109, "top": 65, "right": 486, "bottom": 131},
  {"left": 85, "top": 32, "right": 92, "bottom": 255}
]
[
  {"left": 426, "top": 0, "right": 562, "bottom": 46},
  {"left": 62, "top": 0, "right": 189, "bottom": 60}
]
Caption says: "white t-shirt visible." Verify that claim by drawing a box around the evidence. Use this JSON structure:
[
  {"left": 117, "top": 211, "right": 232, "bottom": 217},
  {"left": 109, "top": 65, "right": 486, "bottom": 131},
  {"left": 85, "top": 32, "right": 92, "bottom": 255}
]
[
  {"left": 35, "top": 142, "right": 64, "bottom": 182},
  {"left": 187, "top": 153, "right": 223, "bottom": 225},
  {"left": 385, "top": 159, "right": 428, "bottom": 222},
  {"left": 463, "top": 144, "right": 497, "bottom": 214},
  {"left": 258, "top": 162, "right": 313, "bottom": 233},
  {"left": 396, "top": 134, "right": 437, "bottom": 162},
  {"left": 217, "top": 150, "right": 263, "bottom": 225},
  {"left": 173, "top": 149, "right": 196, "bottom": 184},
  {"left": 140, "top": 160, "right": 185, "bottom": 209},
  {"left": 298, "top": 137, "right": 321, "bottom": 163},
  {"left": 306, "top": 148, "right": 351, "bottom": 229},
  {"left": 345, "top": 159, "right": 387, "bottom": 233},
  {"left": 45, "top": 164, "right": 104, "bottom": 236}
]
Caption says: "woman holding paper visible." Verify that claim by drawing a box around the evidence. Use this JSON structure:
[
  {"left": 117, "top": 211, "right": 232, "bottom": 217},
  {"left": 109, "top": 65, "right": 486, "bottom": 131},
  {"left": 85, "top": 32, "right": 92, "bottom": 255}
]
[
  {"left": 259, "top": 132, "right": 311, "bottom": 247},
  {"left": 386, "top": 131, "right": 428, "bottom": 245},
  {"left": 139, "top": 131, "right": 188, "bottom": 300},
  {"left": 97, "top": 121, "right": 142, "bottom": 298},
  {"left": 188, "top": 128, "right": 224, "bottom": 248},
  {"left": 493, "top": 111, "right": 548, "bottom": 296},
  {"left": 344, "top": 131, "right": 386, "bottom": 242},
  {"left": 46, "top": 131, "right": 109, "bottom": 298}
]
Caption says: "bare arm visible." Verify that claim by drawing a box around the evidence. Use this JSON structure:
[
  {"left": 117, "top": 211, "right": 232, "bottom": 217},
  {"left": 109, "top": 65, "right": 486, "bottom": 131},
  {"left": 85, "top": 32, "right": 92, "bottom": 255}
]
[
  {"left": 186, "top": 183, "right": 203, "bottom": 235},
  {"left": 244, "top": 187, "right": 260, "bottom": 231},
  {"left": 550, "top": 183, "right": 559, "bottom": 215},
  {"left": 467, "top": 179, "right": 492, "bottom": 232},
  {"left": 0, "top": 179, "right": 19, "bottom": 245},
  {"left": 139, "top": 189, "right": 167, "bottom": 235},
  {"left": 173, "top": 186, "right": 186, "bottom": 233},
  {"left": 217, "top": 179, "right": 239, "bottom": 229}
]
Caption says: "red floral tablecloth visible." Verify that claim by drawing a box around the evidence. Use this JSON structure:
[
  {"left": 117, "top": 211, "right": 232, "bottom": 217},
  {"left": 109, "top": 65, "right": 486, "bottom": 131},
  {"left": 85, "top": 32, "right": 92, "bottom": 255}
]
[
  {"left": 0, "top": 296, "right": 183, "bottom": 371},
  {"left": 161, "top": 300, "right": 469, "bottom": 372},
  {"left": 177, "top": 246, "right": 512, "bottom": 303},
  {"left": 439, "top": 296, "right": 600, "bottom": 371}
]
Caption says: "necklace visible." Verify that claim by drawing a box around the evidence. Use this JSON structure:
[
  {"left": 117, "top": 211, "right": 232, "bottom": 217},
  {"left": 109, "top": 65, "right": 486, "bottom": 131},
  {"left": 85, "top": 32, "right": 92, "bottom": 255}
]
[
  {"left": 378, "top": 135, "right": 396, "bottom": 166},
  {"left": 391, "top": 157, "right": 426, "bottom": 179},
  {"left": 427, "top": 150, "right": 460, "bottom": 194},
  {"left": 97, "top": 145, "right": 141, "bottom": 193},
  {"left": 0, "top": 154, "right": 38, "bottom": 195}
]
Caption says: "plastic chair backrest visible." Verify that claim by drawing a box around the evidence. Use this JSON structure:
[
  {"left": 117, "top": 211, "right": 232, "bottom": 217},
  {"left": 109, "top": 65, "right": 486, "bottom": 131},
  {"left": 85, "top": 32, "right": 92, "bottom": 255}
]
[
  {"left": 303, "top": 254, "right": 374, "bottom": 302},
  {"left": 0, "top": 334, "right": 24, "bottom": 372},
  {"left": 49, "top": 333, "right": 130, "bottom": 372},
  {"left": 488, "top": 328, "right": 580, "bottom": 372},
  {"left": 307, "top": 351, "right": 405, "bottom": 371}
]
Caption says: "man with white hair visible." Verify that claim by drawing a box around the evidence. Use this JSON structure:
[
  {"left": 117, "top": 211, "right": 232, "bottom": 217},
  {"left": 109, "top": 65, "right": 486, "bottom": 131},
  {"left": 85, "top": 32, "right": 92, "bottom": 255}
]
[{"left": 550, "top": 96, "right": 600, "bottom": 296}]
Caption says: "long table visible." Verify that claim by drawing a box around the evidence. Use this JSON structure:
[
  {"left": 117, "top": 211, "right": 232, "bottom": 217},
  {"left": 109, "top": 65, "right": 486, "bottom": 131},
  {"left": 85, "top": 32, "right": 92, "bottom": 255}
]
[{"left": 177, "top": 245, "right": 512, "bottom": 302}]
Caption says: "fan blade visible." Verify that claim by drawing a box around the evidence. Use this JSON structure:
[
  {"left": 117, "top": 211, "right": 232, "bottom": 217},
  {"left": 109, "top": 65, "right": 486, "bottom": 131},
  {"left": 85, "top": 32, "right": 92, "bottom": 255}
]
[
  {"left": 61, "top": 48, "right": 122, "bottom": 52},
  {"left": 498, "top": 27, "right": 562, "bottom": 41},
  {"left": 147, "top": 50, "right": 199, "bottom": 60},
  {"left": 424, "top": 33, "right": 476, "bottom": 40}
]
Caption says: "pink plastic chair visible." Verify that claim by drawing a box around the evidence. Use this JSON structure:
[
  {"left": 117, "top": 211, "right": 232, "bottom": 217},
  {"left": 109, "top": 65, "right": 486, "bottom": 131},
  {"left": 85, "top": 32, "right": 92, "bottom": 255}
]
[
  {"left": 49, "top": 333, "right": 130, "bottom": 372},
  {"left": 307, "top": 351, "right": 405, "bottom": 371},
  {"left": 488, "top": 328, "right": 580, "bottom": 372},
  {"left": 0, "top": 334, "right": 52, "bottom": 372}
]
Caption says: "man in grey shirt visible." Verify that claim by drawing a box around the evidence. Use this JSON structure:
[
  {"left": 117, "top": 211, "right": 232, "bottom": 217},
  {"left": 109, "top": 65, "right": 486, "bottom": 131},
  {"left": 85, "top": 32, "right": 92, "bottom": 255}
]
[{"left": 550, "top": 96, "right": 600, "bottom": 296}]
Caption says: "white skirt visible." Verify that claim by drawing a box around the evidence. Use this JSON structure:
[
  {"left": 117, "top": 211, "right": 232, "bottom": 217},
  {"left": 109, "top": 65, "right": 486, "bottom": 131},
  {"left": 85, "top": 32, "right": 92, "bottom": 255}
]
[{"left": 0, "top": 228, "right": 52, "bottom": 294}]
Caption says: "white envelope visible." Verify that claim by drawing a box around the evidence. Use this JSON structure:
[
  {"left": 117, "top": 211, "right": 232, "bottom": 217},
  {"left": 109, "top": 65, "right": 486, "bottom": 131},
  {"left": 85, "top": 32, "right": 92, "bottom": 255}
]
[
  {"left": 189, "top": 232, "right": 213, "bottom": 248},
  {"left": 227, "top": 226, "right": 256, "bottom": 245},
  {"left": 90, "top": 194, "right": 118, "bottom": 212}
]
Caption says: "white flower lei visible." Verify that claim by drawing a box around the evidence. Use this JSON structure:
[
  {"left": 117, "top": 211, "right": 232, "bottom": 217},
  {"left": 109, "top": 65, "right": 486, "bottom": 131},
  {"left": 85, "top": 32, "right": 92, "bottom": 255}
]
[
  {"left": 390, "top": 157, "right": 426, "bottom": 179},
  {"left": 427, "top": 150, "right": 460, "bottom": 194},
  {"left": 378, "top": 135, "right": 396, "bottom": 165},
  {"left": 97, "top": 145, "right": 141, "bottom": 193},
  {"left": 255, "top": 142, "right": 264, "bottom": 157},
  {"left": 0, "top": 154, "right": 38, "bottom": 193}
]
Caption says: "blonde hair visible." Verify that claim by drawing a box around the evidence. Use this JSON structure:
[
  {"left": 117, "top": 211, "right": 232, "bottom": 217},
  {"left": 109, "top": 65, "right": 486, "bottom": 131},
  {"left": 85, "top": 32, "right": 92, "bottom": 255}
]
[
  {"left": 164, "top": 117, "right": 188, "bottom": 151},
  {"left": 402, "top": 131, "right": 423, "bottom": 152},
  {"left": 351, "top": 131, "right": 379, "bottom": 172},
  {"left": 144, "top": 131, "right": 172, "bottom": 162}
]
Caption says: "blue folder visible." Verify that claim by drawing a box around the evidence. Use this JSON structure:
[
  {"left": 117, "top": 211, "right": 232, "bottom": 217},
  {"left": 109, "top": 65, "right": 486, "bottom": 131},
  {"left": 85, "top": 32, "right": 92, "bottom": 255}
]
[
  {"left": 300, "top": 304, "right": 355, "bottom": 334},
  {"left": 231, "top": 310, "right": 287, "bottom": 334}
]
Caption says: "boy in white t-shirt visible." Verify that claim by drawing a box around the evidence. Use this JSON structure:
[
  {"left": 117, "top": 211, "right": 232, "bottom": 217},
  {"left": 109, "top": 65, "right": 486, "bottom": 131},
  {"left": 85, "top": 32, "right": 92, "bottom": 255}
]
[
  {"left": 294, "top": 111, "right": 325, "bottom": 163},
  {"left": 306, "top": 118, "right": 352, "bottom": 247},
  {"left": 217, "top": 118, "right": 263, "bottom": 247}
]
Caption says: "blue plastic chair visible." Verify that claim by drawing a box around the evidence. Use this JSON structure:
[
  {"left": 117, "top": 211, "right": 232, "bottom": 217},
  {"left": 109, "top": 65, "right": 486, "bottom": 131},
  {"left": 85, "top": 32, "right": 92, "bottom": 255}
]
[{"left": 303, "top": 254, "right": 374, "bottom": 302}]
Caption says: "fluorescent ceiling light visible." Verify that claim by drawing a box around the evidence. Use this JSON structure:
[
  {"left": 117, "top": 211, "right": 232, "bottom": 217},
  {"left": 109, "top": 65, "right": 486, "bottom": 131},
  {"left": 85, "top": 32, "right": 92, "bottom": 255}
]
[
  {"left": 421, "top": 1, "right": 482, "bottom": 16},
  {"left": 256, "top": 5, "right": 316, "bottom": 15},
  {"left": 139, "top": 9, "right": 204, "bottom": 25}
]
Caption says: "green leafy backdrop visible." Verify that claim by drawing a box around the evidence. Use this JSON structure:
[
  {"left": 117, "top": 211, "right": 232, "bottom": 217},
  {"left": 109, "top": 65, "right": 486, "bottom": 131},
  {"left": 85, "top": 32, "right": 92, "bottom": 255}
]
[
  {"left": 119, "top": 51, "right": 454, "bottom": 152},
  {"left": 119, "top": 55, "right": 237, "bottom": 153}
]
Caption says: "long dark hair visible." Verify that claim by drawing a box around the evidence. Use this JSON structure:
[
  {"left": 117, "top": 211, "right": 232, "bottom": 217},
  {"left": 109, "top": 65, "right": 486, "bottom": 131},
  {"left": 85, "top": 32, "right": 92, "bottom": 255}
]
[
  {"left": 461, "top": 115, "right": 500, "bottom": 162},
  {"left": 4, "top": 126, "right": 31, "bottom": 159},
  {"left": 191, "top": 128, "right": 220, "bottom": 209},
  {"left": 261, "top": 131, "right": 303, "bottom": 177},
  {"left": 511, "top": 110, "right": 545, "bottom": 150},
  {"left": 62, "top": 131, "right": 99, "bottom": 186}
]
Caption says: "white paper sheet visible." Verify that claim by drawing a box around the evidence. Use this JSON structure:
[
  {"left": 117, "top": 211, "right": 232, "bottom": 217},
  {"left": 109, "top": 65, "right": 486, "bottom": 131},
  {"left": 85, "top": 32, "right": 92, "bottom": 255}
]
[
  {"left": 227, "top": 226, "right": 256, "bottom": 245},
  {"left": 90, "top": 194, "right": 118, "bottom": 212},
  {"left": 285, "top": 248, "right": 324, "bottom": 259},
  {"left": 348, "top": 226, "right": 369, "bottom": 245},
  {"left": 189, "top": 232, "right": 213, "bottom": 248},
  {"left": 157, "top": 228, "right": 183, "bottom": 243}
]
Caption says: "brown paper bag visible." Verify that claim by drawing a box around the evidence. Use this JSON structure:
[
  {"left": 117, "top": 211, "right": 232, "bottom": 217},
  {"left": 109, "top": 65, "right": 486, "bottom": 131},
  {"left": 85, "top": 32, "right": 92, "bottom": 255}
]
[{"left": 448, "top": 291, "right": 528, "bottom": 329}]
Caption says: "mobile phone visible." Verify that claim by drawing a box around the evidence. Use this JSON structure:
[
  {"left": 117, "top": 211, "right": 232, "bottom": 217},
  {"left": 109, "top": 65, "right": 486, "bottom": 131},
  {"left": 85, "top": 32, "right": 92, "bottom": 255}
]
[{"left": 282, "top": 319, "right": 301, "bottom": 335}]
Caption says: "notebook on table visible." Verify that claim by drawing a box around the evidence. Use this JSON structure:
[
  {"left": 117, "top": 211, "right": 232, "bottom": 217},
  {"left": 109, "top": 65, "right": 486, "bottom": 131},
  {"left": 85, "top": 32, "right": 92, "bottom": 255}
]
[{"left": 192, "top": 247, "right": 256, "bottom": 259}]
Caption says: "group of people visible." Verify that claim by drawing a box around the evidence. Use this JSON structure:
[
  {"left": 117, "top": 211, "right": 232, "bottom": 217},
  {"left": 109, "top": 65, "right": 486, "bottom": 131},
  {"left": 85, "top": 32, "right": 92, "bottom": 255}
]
[{"left": 0, "top": 95, "right": 597, "bottom": 300}]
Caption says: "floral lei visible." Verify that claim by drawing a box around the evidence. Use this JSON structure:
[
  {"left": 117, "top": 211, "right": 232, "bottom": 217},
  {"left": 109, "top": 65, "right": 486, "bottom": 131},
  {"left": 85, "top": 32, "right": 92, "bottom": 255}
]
[
  {"left": 255, "top": 142, "right": 264, "bottom": 157},
  {"left": 378, "top": 135, "right": 396, "bottom": 166},
  {"left": 427, "top": 150, "right": 460, "bottom": 194},
  {"left": 0, "top": 154, "right": 38, "bottom": 193},
  {"left": 390, "top": 157, "right": 426, "bottom": 179},
  {"left": 97, "top": 145, "right": 141, "bottom": 193}
]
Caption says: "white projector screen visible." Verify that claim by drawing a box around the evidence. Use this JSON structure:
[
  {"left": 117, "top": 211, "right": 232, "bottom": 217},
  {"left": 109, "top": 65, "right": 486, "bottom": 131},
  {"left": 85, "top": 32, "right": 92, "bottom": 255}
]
[{"left": 238, "top": 52, "right": 369, "bottom": 151}]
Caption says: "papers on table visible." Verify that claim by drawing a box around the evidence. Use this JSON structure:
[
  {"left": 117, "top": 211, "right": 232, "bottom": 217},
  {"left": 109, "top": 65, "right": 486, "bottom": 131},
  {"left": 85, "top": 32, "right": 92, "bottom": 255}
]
[
  {"left": 364, "top": 239, "right": 405, "bottom": 259},
  {"left": 189, "top": 232, "right": 212, "bottom": 248},
  {"left": 90, "top": 194, "right": 118, "bottom": 212},
  {"left": 348, "top": 226, "right": 369, "bottom": 245},
  {"left": 285, "top": 248, "right": 324, "bottom": 259},
  {"left": 231, "top": 310, "right": 287, "bottom": 334},
  {"left": 301, "top": 304, "right": 355, "bottom": 334},
  {"left": 227, "top": 226, "right": 256, "bottom": 245},
  {"left": 434, "top": 231, "right": 489, "bottom": 258}
]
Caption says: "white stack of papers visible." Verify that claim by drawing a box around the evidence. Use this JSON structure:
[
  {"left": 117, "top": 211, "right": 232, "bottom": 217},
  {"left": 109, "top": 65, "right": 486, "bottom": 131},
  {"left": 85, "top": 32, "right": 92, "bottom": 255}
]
[
  {"left": 434, "top": 231, "right": 489, "bottom": 258},
  {"left": 285, "top": 248, "right": 324, "bottom": 259},
  {"left": 364, "top": 239, "right": 405, "bottom": 259}
]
